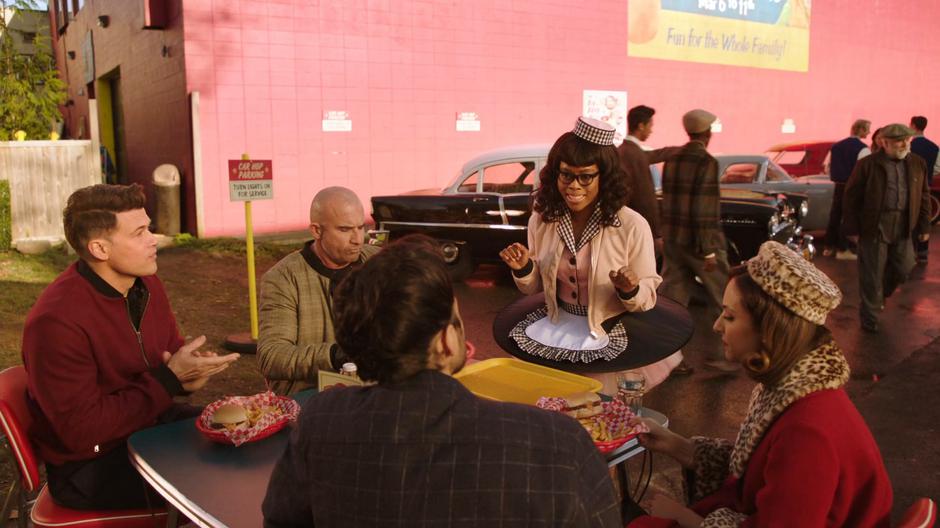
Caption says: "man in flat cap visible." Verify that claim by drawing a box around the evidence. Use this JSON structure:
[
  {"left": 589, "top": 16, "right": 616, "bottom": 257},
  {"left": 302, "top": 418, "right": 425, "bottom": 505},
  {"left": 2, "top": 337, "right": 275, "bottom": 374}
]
[
  {"left": 660, "top": 109, "right": 736, "bottom": 372},
  {"left": 843, "top": 123, "right": 931, "bottom": 333}
]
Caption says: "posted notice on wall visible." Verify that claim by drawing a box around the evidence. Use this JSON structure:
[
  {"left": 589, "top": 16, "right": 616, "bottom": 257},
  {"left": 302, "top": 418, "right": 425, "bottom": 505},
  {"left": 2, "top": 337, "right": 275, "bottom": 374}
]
[
  {"left": 582, "top": 91, "right": 627, "bottom": 145},
  {"left": 456, "top": 112, "right": 481, "bottom": 132},
  {"left": 228, "top": 160, "right": 273, "bottom": 201},
  {"left": 322, "top": 111, "right": 352, "bottom": 132},
  {"left": 628, "top": 0, "right": 811, "bottom": 72}
]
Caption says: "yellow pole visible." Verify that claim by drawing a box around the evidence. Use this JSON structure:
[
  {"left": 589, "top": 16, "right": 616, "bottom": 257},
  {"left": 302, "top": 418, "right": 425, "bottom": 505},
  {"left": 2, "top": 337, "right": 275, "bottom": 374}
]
[{"left": 243, "top": 153, "right": 259, "bottom": 340}]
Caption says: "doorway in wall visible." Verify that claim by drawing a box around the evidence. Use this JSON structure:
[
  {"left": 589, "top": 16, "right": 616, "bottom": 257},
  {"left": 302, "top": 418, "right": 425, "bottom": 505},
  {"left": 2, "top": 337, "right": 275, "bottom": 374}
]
[{"left": 96, "top": 68, "right": 127, "bottom": 183}]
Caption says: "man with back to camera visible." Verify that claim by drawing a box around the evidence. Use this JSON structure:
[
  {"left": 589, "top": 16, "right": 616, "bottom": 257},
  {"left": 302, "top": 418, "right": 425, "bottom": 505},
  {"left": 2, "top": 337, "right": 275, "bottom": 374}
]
[
  {"left": 825, "top": 119, "right": 871, "bottom": 260},
  {"left": 262, "top": 235, "right": 621, "bottom": 527},
  {"left": 909, "top": 115, "right": 938, "bottom": 263},
  {"left": 659, "top": 109, "right": 737, "bottom": 373},
  {"left": 22, "top": 183, "right": 239, "bottom": 510},
  {"left": 843, "top": 124, "right": 931, "bottom": 333},
  {"left": 257, "top": 186, "right": 380, "bottom": 395}
]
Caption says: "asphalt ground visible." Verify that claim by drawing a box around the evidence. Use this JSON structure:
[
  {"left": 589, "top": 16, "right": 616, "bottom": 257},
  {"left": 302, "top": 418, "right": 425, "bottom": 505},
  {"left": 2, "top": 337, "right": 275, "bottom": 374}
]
[{"left": 457, "top": 226, "right": 940, "bottom": 522}]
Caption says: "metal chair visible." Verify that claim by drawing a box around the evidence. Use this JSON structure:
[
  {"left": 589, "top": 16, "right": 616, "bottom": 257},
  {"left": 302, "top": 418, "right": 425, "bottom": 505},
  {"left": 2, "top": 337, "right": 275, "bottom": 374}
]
[
  {"left": 898, "top": 498, "right": 936, "bottom": 528},
  {"left": 0, "top": 366, "right": 168, "bottom": 527}
]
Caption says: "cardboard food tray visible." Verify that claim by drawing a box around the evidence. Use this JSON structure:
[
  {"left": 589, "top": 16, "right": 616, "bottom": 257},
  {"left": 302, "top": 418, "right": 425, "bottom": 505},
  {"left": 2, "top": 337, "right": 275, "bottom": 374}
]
[{"left": 454, "top": 358, "right": 602, "bottom": 404}]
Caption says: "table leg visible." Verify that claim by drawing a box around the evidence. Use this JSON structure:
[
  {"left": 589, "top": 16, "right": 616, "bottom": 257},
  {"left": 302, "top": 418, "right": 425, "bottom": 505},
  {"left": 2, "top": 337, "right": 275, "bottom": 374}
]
[
  {"left": 166, "top": 504, "right": 180, "bottom": 528},
  {"left": 617, "top": 463, "right": 631, "bottom": 500}
]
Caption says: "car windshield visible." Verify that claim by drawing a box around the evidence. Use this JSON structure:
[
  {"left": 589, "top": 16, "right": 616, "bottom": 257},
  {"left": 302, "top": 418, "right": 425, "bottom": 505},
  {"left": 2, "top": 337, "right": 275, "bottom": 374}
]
[
  {"left": 769, "top": 150, "right": 806, "bottom": 166},
  {"left": 767, "top": 161, "right": 792, "bottom": 182},
  {"left": 454, "top": 160, "right": 538, "bottom": 193}
]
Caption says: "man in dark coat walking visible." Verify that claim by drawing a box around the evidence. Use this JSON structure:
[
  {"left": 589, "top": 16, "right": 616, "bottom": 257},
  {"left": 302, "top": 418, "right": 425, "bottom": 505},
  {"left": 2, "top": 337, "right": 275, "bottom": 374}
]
[{"left": 843, "top": 124, "right": 931, "bottom": 333}]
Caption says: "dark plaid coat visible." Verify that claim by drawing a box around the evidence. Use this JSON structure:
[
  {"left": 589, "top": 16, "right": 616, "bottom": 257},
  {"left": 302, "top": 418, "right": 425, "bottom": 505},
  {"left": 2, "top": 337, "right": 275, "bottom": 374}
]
[
  {"left": 262, "top": 370, "right": 621, "bottom": 528},
  {"left": 660, "top": 141, "right": 725, "bottom": 256}
]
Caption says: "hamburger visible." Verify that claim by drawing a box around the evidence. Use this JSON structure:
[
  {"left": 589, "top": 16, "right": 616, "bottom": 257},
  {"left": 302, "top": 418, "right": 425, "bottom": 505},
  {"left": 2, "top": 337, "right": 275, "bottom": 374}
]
[
  {"left": 561, "top": 392, "right": 602, "bottom": 420},
  {"left": 210, "top": 403, "right": 249, "bottom": 430}
]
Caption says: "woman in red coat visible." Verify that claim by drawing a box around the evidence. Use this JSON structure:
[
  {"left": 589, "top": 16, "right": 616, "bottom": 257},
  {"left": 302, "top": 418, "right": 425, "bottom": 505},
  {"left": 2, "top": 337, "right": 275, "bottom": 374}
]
[{"left": 627, "top": 241, "right": 893, "bottom": 527}]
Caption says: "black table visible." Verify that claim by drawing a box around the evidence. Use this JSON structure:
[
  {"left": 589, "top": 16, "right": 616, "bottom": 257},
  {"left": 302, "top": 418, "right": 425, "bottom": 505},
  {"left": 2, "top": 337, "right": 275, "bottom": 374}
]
[
  {"left": 128, "top": 391, "right": 667, "bottom": 527},
  {"left": 493, "top": 294, "right": 694, "bottom": 373}
]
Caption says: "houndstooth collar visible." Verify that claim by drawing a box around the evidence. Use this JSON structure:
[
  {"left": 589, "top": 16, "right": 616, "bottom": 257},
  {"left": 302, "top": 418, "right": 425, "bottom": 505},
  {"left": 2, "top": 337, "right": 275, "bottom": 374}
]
[
  {"left": 728, "top": 339, "right": 850, "bottom": 478},
  {"left": 556, "top": 206, "right": 620, "bottom": 255}
]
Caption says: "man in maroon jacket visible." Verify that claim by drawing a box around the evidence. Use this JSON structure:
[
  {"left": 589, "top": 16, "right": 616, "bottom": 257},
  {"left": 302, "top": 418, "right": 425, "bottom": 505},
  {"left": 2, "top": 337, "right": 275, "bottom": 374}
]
[
  {"left": 617, "top": 104, "right": 680, "bottom": 249},
  {"left": 22, "top": 184, "right": 239, "bottom": 510}
]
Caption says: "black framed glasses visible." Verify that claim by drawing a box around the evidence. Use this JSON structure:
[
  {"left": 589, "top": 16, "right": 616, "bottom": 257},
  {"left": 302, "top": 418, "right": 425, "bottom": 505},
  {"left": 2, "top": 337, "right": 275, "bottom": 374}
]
[{"left": 557, "top": 171, "right": 599, "bottom": 186}]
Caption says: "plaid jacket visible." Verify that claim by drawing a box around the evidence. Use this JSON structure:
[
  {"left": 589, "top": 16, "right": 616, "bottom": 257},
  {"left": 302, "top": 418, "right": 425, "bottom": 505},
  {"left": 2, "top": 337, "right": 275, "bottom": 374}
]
[
  {"left": 257, "top": 242, "right": 380, "bottom": 395},
  {"left": 660, "top": 141, "right": 725, "bottom": 255},
  {"left": 262, "top": 370, "right": 621, "bottom": 528}
]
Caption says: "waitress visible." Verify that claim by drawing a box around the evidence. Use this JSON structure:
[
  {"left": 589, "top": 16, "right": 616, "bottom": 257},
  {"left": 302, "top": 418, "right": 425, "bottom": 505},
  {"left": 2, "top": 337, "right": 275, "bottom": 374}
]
[{"left": 500, "top": 117, "right": 681, "bottom": 389}]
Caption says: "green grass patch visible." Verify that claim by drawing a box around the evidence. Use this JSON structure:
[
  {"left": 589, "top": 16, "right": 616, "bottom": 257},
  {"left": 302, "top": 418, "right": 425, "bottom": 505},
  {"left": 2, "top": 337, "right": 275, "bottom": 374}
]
[
  {"left": 0, "top": 247, "right": 75, "bottom": 369},
  {"left": 0, "top": 246, "right": 74, "bottom": 284},
  {"left": 172, "top": 234, "right": 294, "bottom": 260}
]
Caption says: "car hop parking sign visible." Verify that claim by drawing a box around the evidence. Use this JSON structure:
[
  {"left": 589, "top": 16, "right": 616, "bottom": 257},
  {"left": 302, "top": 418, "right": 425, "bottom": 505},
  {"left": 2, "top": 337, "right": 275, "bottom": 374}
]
[{"left": 228, "top": 159, "right": 273, "bottom": 201}]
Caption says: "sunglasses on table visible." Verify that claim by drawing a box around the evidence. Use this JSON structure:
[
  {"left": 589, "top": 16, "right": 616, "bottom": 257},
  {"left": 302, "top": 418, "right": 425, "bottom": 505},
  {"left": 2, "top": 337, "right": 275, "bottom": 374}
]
[{"left": 557, "top": 171, "right": 599, "bottom": 186}]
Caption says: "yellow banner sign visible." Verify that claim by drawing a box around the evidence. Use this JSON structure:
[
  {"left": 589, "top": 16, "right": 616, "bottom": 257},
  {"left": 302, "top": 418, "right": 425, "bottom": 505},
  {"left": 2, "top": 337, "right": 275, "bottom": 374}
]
[{"left": 628, "top": 0, "right": 811, "bottom": 72}]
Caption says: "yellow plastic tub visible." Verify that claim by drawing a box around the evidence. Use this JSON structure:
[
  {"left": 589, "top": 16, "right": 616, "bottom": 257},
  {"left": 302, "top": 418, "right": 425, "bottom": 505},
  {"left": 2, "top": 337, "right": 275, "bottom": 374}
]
[{"left": 454, "top": 358, "right": 602, "bottom": 404}]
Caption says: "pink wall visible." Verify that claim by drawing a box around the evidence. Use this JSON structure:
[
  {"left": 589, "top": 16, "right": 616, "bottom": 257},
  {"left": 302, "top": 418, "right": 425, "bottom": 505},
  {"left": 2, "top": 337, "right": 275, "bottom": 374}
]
[{"left": 183, "top": 0, "right": 940, "bottom": 237}]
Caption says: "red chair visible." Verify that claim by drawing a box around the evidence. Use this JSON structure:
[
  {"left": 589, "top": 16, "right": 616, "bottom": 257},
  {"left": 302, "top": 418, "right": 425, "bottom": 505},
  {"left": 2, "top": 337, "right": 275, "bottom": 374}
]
[
  {"left": 898, "top": 498, "right": 936, "bottom": 528},
  {"left": 0, "top": 366, "right": 168, "bottom": 527}
]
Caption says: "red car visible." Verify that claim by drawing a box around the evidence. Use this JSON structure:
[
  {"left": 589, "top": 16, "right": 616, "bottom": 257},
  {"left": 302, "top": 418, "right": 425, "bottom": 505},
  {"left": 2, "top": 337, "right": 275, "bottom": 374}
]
[{"left": 765, "top": 140, "right": 835, "bottom": 177}]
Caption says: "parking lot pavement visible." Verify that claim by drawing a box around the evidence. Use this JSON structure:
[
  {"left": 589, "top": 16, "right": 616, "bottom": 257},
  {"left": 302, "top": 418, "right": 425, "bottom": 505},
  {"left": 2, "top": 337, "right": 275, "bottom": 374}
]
[{"left": 458, "top": 227, "right": 940, "bottom": 520}]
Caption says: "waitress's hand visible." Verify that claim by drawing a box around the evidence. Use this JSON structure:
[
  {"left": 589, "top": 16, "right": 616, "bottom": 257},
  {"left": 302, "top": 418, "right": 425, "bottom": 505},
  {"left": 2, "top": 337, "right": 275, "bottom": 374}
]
[
  {"left": 499, "top": 243, "right": 530, "bottom": 271},
  {"left": 649, "top": 494, "right": 703, "bottom": 528},
  {"left": 609, "top": 266, "right": 638, "bottom": 292},
  {"left": 630, "top": 416, "right": 696, "bottom": 469}
]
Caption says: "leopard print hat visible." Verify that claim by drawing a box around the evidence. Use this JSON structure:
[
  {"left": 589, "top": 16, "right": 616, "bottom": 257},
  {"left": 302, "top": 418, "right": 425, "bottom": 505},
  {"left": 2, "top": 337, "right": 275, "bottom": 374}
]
[{"left": 746, "top": 241, "right": 841, "bottom": 325}]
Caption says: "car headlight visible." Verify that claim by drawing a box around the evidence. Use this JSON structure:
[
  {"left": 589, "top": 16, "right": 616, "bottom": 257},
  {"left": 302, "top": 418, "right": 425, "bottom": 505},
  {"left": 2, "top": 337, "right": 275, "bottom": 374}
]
[
  {"left": 799, "top": 200, "right": 809, "bottom": 219},
  {"left": 767, "top": 212, "right": 782, "bottom": 234}
]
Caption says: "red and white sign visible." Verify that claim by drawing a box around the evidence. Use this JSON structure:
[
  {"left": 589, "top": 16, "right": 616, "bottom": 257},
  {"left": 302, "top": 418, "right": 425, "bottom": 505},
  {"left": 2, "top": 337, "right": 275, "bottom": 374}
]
[{"left": 228, "top": 160, "right": 273, "bottom": 201}]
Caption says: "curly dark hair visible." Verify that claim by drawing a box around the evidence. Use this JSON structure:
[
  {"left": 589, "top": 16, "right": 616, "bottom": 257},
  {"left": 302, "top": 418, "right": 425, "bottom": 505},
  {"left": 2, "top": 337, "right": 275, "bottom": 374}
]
[
  {"left": 533, "top": 132, "right": 630, "bottom": 225},
  {"left": 332, "top": 234, "right": 455, "bottom": 384}
]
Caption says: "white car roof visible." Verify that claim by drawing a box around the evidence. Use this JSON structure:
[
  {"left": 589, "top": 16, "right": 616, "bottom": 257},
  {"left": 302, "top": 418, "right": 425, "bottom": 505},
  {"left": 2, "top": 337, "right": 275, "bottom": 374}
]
[{"left": 459, "top": 144, "right": 552, "bottom": 174}]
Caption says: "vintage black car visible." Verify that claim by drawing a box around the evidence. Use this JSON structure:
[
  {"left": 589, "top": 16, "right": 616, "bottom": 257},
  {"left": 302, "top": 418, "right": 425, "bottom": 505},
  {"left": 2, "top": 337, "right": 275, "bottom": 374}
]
[{"left": 371, "top": 145, "right": 813, "bottom": 279}]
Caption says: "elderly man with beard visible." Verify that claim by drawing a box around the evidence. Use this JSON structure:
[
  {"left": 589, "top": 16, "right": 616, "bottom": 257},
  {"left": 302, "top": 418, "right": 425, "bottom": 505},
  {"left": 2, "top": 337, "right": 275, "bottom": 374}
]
[{"left": 843, "top": 124, "right": 932, "bottom": 333}]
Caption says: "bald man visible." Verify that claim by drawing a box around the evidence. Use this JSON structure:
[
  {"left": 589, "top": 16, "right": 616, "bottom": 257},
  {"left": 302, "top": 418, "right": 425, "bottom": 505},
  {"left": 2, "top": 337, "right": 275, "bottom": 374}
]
[{"left": 258, "top": 187, "right": 380, "bottom": 395}]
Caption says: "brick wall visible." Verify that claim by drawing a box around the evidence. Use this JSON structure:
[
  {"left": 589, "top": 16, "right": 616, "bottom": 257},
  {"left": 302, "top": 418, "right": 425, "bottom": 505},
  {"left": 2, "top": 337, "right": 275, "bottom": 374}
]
[{"left": 50, "top": 0, "right": 196, "bottom": 232}]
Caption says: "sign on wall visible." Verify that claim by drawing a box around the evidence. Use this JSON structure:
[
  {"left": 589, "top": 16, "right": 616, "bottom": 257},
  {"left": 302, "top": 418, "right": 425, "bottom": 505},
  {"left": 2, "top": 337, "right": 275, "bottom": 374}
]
[
  {"left": 628, "top": 0, "right": 811, "bottom": 72},
  {"left": 582, "top": 90, "right": 628, "bottom": 145},
  {"left": 322, "top": 111, "right": 352, "bottom": 132},
  {"left": 455, "top": 112, "right": 481, "bottom": 132},
  {"left": 228, "top": 160, "right": 273, "bottom": 201}
]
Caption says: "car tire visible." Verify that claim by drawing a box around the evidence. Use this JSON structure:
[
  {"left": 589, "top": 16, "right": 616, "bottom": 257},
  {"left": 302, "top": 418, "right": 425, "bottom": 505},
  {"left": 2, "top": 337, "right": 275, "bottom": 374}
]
[{"left": 447, "top": 247, "right": 475, "bottom": 282}]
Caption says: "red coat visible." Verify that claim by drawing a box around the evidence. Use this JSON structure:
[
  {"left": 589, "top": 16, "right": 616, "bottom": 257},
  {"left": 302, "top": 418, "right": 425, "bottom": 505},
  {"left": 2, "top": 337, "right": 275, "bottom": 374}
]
[
  {"left": 630, "top": 388, "right": 892, "bottom": 527},
  {"left": 22, "top": 262, "right": 185, "bottom": 465}
]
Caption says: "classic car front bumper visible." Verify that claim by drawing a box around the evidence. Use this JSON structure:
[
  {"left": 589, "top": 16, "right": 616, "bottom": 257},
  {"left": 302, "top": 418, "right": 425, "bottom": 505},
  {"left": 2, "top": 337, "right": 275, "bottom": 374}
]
[{"left": 787, "top": 230, "right": 815, "bottom": 261}]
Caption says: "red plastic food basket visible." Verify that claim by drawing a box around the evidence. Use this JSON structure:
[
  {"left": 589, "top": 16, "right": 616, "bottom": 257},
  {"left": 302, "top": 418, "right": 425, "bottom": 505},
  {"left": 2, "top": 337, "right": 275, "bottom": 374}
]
[{"left": 197, "top": 393, "right": 300, "bottom": 446}]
